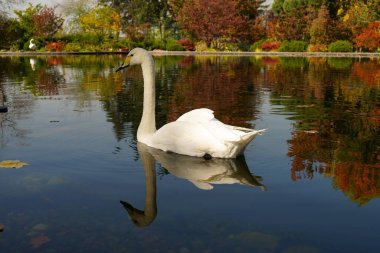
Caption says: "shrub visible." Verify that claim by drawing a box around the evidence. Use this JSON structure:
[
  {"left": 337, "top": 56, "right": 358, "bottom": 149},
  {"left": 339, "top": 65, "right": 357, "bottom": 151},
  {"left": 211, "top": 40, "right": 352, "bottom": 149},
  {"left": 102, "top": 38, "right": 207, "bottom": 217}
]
[
  {"left": 58, "top": 33, "right": 104, "bottom": 46},
  {"left": 24, "top": 37, "right": 46, "bottom": 51},
  {"left": 177, "top": 39, "right": 195, "bottom": 51},
  {"left": 46, "top": 42, "right": 64, "bottom": 52},
  {"left": 166, "top": 40, "right": 184, "bottom": 51},
  {"left": 328, "top": 40, "right": 353, "bottom": 52},
  {"left": 261, "top": 41, "right": 281, "bottom": 51},
  {"left": 279, "top": 40, "right": 308, "bottom": 52},
  {"left": 195, "top": 41, "right": 208, "bottom": 51},
  {"left": 64, "top": 43, "right": 82, "bottom": 52},
  {"left": 308, "top": 43, "right": 327, "bottom": 52},
  {"left": 250, "top": 40, "right": 264, "bottom": 51}
]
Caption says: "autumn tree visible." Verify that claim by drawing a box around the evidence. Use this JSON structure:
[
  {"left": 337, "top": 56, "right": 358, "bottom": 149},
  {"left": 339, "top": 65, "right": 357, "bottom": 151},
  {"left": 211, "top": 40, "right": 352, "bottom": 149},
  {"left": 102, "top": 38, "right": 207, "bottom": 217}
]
[
  {"left": 342, "top": 1, "right": 377, "bottom": 36},
  {"left": 175, "top": 0, "right": 264, "bottom": 46},
  {"left": 32, "top": 5, "right": 64, "bottom": 39},
  {"left": 273, "top": 4, "right": 314, "bottom": 41},
  {"left": 80, "top": 6, "right": 121, "bottom": 38},
  {"left": 309, "top": 4, "right": 330, "bottom": 45},
  {"left": 354, "top": 21, "right": 380, "bottom": 52},
  {"left": 236, "top": 0, "right": 267, "bottom": 42}
]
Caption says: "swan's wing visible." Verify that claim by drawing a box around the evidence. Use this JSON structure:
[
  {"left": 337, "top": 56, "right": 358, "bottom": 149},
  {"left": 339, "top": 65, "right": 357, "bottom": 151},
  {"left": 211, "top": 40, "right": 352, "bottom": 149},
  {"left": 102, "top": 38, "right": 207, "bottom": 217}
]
[
  {"left": 176, "top": 108, "right": 215, "bottom": 123},
  {"left": 149, "top": 121, "right": 227, "bottom": 157},
  {"left": 176, "top": 108, "right": 242, "bottom": 141}
]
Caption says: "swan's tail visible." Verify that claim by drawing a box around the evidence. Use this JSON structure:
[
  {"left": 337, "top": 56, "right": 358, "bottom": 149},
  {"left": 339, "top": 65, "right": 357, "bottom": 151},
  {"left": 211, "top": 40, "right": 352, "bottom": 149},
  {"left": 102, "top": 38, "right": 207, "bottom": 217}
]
[{"left": 236, "top": 128, "right": 266, "bottom": 156}]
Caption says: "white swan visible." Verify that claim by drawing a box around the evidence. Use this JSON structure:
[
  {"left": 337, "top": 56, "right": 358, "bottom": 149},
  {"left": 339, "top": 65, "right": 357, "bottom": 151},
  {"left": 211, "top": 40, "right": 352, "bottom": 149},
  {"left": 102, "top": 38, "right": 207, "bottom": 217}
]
[
  {"left": 29, "top": 39, "right": 37, "bottom": 50},
  {"left": 116, "top": 48, "right": 265, "bottom": 158}
]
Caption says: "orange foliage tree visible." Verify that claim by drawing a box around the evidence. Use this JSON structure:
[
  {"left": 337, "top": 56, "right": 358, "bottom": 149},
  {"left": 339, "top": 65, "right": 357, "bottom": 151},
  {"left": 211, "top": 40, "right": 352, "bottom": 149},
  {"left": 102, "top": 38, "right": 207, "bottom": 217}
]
[{"left": 354, "top": 21, "right": 380, "bottom": 52}]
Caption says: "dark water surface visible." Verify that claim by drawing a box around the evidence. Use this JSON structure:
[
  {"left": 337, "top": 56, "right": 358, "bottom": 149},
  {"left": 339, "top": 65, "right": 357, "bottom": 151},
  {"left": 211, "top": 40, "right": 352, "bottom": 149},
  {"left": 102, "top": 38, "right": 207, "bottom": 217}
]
[{"left": 0, "top": 55, "right": 379, "bottom": 253}]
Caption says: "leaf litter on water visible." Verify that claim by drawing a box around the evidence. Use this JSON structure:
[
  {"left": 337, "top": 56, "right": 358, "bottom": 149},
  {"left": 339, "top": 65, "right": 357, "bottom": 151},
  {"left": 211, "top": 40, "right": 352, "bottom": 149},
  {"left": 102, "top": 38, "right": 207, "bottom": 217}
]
[{"left": 0, "top": 160, "right": 28, "bottom": 169}]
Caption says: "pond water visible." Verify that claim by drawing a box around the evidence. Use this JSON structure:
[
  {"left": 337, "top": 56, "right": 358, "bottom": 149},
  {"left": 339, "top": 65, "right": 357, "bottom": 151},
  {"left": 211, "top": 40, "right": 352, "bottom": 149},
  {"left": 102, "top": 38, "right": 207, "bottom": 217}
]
[{"left": 0, "top": 54, "right": 379, "bottom": 253}]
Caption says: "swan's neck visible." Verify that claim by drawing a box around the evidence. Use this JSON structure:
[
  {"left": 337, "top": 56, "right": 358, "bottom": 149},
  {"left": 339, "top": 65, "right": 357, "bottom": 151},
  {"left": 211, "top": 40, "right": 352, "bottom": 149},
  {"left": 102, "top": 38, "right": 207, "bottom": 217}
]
[{"left": 137, "top": 55, "right": 156, "bottom": 143}]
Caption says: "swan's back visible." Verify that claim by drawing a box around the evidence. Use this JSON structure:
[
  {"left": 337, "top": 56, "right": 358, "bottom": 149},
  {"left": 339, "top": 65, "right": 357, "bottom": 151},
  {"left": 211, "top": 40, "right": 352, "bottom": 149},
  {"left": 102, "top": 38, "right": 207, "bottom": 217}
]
[{"left": 148, "top": 108, "right": 265, "bottom": 158}]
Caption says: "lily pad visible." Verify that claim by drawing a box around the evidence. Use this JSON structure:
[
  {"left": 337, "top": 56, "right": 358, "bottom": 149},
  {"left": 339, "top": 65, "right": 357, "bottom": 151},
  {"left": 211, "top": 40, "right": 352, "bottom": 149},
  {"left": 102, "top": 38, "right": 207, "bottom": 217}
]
[{"left": 0, "top": 160, "right": 28, "bottom": 169}]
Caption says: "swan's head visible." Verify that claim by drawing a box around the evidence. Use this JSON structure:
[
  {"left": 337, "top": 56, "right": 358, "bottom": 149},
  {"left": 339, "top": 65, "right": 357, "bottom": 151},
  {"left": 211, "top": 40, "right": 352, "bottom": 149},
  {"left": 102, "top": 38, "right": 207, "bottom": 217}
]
[{"left": 116, "top": 48, "right": 150, "bottom": 72}]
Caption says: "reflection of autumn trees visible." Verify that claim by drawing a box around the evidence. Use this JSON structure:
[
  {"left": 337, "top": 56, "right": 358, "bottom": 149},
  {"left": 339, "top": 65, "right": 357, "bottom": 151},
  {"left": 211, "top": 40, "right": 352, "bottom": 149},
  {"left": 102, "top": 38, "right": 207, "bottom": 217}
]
[
  {"left": 352, "top": 60, "right": 380, "bottom": 86},
  {"left": 0, "top": 57, "right": 33, "bottom": 147},
  {"left": 2, "top": 54, "right": 379, "bottom": 205},
  {"left": 167, "top": 56, "right": 262, "bottom": 128},
  {"left": 325, "top": 162, "right": 380, "bottom": 206},
  {"left": 273, "top": 57, "right": 380, "bottom": 205}
]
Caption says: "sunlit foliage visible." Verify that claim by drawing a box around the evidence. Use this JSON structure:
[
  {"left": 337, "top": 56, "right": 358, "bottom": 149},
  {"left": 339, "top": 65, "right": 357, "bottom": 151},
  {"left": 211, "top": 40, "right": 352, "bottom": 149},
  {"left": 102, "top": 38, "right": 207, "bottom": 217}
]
[{"left": 80, "top": 6, "right": 121, "bottom": 38}]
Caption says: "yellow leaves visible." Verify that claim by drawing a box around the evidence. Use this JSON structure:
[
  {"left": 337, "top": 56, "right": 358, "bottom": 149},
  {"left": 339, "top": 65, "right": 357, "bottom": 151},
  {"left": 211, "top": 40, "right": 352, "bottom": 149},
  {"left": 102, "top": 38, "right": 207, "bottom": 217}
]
[
  {"left": 80, "top": 6, "right": 121, "bottom": 35},
  {"left": 337, "top": 7, "right": 343, "bottom": 16},
  {"left": 343, "top": 13, "right": 349, "bottom": 23},
  {"left": 0, "top": 160, "right": 28, "bottom": 169}
]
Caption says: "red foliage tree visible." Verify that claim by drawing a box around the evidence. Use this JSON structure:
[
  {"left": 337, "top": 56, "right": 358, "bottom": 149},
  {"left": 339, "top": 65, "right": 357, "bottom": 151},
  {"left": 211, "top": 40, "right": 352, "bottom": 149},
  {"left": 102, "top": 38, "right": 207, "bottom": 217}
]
[
  {"left": 354, "top": 21, "right": 380, "bottom": 52},
  {"left": 176, "top": 0, "right": 248, "bottom": 46},
  {"left": 32, "top": 5, "right": 63, "bottom": 39}
]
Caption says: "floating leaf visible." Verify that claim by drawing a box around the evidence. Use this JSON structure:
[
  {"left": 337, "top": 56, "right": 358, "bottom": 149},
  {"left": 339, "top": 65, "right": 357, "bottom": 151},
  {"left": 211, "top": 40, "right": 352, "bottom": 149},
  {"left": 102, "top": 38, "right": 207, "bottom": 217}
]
[
  {"left": 0, "top": 160, "right": 28, "bottom": 169},
  {"left": 30, "top": 235, "right": 50, "bottom": 249}
]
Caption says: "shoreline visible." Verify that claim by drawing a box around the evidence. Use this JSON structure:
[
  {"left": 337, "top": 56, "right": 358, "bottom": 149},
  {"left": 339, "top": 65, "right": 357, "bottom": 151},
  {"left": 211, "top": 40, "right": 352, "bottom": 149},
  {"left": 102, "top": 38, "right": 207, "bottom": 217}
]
[{"left": 0, "top": 50, "right": 379, "bottom": 58}]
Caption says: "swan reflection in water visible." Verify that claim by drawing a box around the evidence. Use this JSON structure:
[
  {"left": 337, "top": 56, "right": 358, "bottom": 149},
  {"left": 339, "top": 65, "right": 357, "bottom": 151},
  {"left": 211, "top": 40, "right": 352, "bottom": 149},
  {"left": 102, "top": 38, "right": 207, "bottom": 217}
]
[{"left": 121, "top": 143, "right": 265, "bottom": 227}]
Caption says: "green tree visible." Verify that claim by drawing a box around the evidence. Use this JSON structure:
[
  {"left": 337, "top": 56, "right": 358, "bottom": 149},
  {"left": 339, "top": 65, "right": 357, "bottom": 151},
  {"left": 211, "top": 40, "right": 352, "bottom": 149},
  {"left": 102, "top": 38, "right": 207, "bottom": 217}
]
[
  {"left": 99, "top": 0, "right": 175, "bottom": 40},
  {"left": 0, "top": 15, "right": 21, "bottom": 50},
  {"left": 13, "top": 3, "right": 42, "bottom": 49}
]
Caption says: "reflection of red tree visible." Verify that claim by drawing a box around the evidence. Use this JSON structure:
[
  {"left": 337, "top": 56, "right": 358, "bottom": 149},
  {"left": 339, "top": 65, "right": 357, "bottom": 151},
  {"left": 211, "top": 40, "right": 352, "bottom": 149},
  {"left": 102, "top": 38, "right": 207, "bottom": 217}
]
[
  {"left": 177, "top": 56, "right": 195, "bottom": 68},
  {"left": 36, "top": 70, "right": 63, "bottom": 96},
  {"left": 288, "top": 131, "right": 328, "bottom": 181},
  {"left": 325, "top": 162, "right": 380, "bottom": 205},
  {"left": 47, "top": 57, "right": 64, "bottom": 66},
  {"left": 167, "top": 57, "right": 260, "bottom": 127},
  {"left": 352, "top": 61, "right": 380, "bottom": 86},
  {"left": 288, "top": 130, "right": 380, "bottom": 205},
  {"left": 261, "top": 57, "right": 280, "bottom": 65}
]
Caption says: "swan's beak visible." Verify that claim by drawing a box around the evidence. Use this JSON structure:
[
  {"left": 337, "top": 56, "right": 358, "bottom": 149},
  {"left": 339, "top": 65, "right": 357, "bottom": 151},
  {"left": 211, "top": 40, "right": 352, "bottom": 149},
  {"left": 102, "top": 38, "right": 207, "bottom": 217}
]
[{"left": 116, "top": 56, "right": 131, "bottom": 72}]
